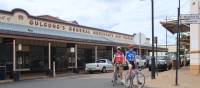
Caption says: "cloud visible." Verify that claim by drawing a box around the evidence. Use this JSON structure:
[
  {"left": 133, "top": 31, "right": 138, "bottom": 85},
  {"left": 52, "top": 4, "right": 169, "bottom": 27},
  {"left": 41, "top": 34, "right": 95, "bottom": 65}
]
[{"left": 0, "top": 0, "right": 189, "bottom": 45}]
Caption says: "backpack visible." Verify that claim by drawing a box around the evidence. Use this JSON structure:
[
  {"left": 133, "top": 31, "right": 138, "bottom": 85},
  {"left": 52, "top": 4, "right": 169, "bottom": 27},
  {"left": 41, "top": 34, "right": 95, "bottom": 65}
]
[{"left": 114, "top": 52, "right": 124, "bottom": 64}]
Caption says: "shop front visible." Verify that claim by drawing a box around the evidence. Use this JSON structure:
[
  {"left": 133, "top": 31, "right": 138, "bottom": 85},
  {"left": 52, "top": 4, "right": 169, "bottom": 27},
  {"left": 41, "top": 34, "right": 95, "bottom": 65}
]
[
  {"left": 0, "top": 8, "right": 134, "bottom": 81},
  {"left": 0, "top": 37, "right": 116, "bottom": 80}
]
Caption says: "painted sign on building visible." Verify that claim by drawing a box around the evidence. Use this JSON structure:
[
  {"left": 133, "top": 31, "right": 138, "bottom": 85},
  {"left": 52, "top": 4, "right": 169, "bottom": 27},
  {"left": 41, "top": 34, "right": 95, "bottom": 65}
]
[{"left": 0, "top": 9, "right": 134, "bottom": 43}]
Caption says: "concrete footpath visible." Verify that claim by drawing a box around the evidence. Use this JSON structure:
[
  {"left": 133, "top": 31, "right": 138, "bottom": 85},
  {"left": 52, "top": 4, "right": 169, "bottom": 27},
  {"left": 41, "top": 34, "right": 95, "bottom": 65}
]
[{"left": 145, "top": 67, "right": 200, "bottom": 88}]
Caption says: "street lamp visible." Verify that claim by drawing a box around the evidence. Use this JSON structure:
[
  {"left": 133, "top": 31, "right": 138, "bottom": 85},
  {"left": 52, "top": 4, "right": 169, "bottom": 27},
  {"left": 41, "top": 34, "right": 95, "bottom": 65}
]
[
  {"left": 140, "top": 0, "right": 155, "bottom": 79},
  {"left": 147, "top": 0, "right": 156, "bottom": 79}
]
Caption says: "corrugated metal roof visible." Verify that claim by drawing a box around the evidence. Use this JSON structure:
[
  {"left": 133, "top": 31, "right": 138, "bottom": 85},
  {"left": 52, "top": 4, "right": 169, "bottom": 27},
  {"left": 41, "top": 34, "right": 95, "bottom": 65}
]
[{"left": 160, "top": 21, "right": 190, "bottom": 34}]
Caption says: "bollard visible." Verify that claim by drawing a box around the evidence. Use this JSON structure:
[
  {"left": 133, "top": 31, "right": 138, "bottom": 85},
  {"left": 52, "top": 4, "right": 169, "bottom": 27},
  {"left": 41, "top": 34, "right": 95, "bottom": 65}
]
[{"left": 53, "top": 61, "right": 56, "bottom": 77}]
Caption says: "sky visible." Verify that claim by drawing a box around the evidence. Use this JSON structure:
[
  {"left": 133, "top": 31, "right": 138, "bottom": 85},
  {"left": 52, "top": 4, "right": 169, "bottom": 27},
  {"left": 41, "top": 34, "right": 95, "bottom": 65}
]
[{"left": 0, "top": 0, "right": 190, "bottom": 45}]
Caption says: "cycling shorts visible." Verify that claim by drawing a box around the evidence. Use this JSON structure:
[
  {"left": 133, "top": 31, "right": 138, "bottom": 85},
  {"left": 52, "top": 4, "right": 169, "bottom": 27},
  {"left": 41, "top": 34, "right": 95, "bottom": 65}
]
[{"left": 128, "top": 61, "right": 136, "bottom": 69}]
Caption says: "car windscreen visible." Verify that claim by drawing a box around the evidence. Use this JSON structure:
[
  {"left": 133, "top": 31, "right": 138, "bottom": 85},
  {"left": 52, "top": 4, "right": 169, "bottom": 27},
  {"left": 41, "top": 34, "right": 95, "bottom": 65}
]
[{"left": 96, "top": 60, "right": 106, "bottom": 63}]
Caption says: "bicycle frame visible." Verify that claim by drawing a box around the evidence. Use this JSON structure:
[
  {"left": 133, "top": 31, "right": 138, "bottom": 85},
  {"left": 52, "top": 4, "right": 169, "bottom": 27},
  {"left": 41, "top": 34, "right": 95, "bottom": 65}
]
[{"left": 125, "top": 64, "right": 145, "bottom": 88}]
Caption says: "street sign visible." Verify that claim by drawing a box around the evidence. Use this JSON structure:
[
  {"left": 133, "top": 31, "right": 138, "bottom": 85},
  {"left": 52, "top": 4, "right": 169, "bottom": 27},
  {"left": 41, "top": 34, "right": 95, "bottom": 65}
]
[
  {"left": 180, "top": 14, "right": 200, "bottom": 20},
  {"left": 180, "top": 19, "right": 200, "bottom": 24},
  {"left": 180, "top": 14, "right": 200, "bottom": 24}
]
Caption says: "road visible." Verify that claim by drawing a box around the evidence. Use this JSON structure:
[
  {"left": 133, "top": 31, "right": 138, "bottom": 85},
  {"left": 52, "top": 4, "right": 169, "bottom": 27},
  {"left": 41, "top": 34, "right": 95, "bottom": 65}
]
[{"left": 0, "top": 69, "right": 153, "bottom": 88}]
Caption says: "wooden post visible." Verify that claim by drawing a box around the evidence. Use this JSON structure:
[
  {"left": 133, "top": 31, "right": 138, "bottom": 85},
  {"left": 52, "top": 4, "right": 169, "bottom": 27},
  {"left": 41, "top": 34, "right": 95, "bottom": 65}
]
[
  {"left": 112, "top": 46, "right": 114, "bottom": 58},
  {"left": 95, "top": 46, "right": 98, "bottom": 62},
  {"left": 75, "top": 44, "right": 77, "bottom": 68},
  {"left": 13, "top": 39, "right": 16, "bottom": 71},
  {"left": 48, "top": 42, "right": 51, "bottom": 70},
  {"left": 53, "top": 61, "right": 56, "bottom": 77}
]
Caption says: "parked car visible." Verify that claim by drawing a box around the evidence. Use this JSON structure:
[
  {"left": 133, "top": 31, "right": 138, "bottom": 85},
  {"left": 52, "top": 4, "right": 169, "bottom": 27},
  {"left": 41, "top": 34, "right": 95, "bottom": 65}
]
[
  {"left": 85, "top": 59, "right": 113, "bottom": 73},
  {"left": 149, "top": 56, "right": 172, "bottom": 71},
  {"left": 135, "top": 55, "right": 147, "bottom": 68}
]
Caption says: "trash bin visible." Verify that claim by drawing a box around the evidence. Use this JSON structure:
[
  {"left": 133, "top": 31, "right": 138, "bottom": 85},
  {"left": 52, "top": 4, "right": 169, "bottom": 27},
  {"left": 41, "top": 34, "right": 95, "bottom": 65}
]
[{"left": 0, "top": 66, "right": 6, "bottom": 80}]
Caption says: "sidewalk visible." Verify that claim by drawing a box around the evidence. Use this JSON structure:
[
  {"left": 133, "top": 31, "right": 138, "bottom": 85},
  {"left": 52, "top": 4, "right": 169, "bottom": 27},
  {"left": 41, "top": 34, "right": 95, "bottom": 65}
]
[{"left": 145, "top": 67, "right": 200, "bottom": 88}]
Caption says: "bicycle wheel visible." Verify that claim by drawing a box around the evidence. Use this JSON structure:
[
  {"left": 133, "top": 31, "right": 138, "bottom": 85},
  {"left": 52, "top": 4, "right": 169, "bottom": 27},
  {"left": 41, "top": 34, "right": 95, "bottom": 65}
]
[
  {"left": 113, "top": 66, "right": 119, "bottom": 86},
  {"left": 134, "top": 72, "right": 145, "bottom": 88},
  {"left": 125, "top": 71, "right": 133, "bottom": 88}
]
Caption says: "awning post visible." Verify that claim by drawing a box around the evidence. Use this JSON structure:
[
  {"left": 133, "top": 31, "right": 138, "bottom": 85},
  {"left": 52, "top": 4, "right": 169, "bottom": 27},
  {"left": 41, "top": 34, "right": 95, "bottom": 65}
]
[{"left": 95, "top": 46, "right": 98, "bottom": 62}]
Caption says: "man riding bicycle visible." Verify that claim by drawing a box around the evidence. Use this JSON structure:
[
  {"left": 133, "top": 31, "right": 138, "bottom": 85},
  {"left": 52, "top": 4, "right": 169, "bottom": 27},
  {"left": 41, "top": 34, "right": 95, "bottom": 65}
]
[
  {"left": 125, "top": 44, "right": 142, "bottom": 84},
  {"left": 112, "top": 46, "right": 125, "bottom": 83}
]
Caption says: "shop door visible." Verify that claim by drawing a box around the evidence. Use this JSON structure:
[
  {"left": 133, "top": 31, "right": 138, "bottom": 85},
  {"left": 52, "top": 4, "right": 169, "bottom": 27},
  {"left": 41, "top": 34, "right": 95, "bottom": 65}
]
[
  {"left": 84, "top": 49, "right": 94, "bottom": 63},
  {"left": 16, "top": 51, "right": 30, "bottom": 69},
  {"left": 0, "top": 44, "right": 12, "bottom": 80}
]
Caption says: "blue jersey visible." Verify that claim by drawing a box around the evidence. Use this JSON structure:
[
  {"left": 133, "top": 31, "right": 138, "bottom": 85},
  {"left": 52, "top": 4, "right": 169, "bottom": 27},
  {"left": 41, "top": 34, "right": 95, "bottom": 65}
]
[{"left": 125, "top": 51, "right": 136, "bottom": 61}]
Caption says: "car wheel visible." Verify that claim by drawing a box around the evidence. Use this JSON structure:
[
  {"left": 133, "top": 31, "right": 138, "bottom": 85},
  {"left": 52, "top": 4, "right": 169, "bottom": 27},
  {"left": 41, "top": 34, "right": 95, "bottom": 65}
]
[{"left": 102, "top": 67, "right": 107, "bottom": 73}]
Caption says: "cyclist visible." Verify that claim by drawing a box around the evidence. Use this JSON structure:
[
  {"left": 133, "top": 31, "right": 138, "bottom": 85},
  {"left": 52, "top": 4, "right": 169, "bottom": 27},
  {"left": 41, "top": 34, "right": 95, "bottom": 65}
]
[
  {"left": 112, "top": 46, "right": 125, "bottom": 83},
  {"left": 125, "top": 44, "right": 141, "bottom": 84}
]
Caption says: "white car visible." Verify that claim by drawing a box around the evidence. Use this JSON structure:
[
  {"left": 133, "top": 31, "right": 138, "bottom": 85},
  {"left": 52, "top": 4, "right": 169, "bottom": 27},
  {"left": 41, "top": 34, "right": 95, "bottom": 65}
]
[
  {"left": 135, "top": 55, "right": 147, "bottom": 68},
  {"left": 85, "top": 59, "right": 113, "bottom": 73}
]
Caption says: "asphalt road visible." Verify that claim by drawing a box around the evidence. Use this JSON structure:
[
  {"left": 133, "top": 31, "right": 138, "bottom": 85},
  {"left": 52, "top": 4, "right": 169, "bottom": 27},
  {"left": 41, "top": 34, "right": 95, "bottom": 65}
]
[{"left": 0, "top": 69, "right": 153, "bottom": 88}]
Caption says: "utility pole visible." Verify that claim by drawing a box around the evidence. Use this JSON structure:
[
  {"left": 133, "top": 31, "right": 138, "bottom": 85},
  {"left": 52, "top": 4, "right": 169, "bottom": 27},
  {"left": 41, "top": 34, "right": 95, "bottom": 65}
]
[
  {"left": 151, "top": 0, "right": 156, "bottom": 79},
  {"left": 175, "top": 0, "right": 180, "bottom": 86}
]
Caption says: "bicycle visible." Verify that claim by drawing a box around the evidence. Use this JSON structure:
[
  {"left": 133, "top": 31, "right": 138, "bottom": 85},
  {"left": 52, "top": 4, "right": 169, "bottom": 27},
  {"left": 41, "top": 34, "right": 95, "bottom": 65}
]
[
  {"left": 125, "top": 63, "right": 145, "bottom": 88},
  {"left": 112, "top": 63, "right": 121, "bottom": 87}
]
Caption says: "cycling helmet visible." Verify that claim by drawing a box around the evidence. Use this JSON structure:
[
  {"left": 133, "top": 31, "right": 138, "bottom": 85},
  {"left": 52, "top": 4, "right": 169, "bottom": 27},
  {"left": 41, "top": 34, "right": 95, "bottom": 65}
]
[
  {"left": 127, "top": 44, "right": 135, "bottom": 49},
  {"left": 116, "top": 46, "right": 121, "bottom": 50}
]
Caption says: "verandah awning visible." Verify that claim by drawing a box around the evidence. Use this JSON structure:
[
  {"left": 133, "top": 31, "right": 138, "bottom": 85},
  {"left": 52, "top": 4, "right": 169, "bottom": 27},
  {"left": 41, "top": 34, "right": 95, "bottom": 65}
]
[
  {"left": 160, "top": 20, "right": 190, "bottom": 34},
  {"left": 0, "top": 22, "right": 166, "bottom": 51}
]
